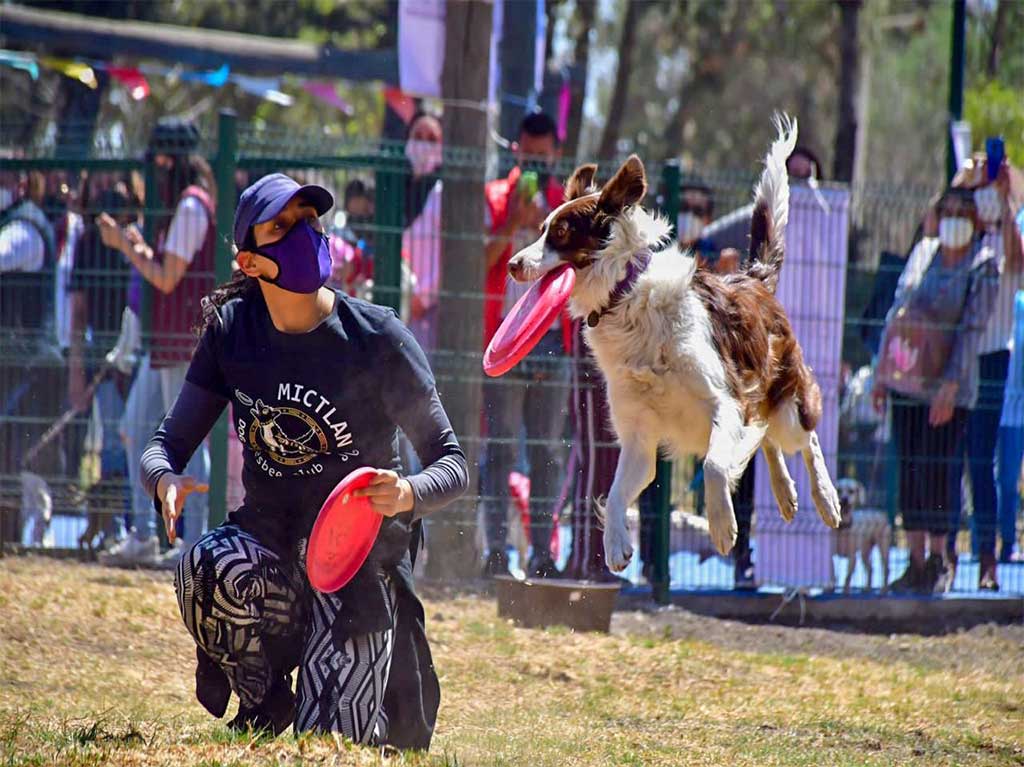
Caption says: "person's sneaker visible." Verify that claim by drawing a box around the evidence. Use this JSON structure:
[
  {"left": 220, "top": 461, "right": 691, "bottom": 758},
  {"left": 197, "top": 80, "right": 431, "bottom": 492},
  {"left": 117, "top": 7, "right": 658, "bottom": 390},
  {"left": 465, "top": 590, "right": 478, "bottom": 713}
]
[
  {"left": 97, "top": 533, "right": 160, "bottom": 567},
  {"left": 195, "top": 647, "right": 231, "bottom": 718},
  {"left": 481, "top": 549, "right": 510, "bottom": 579},
  {"left": 526, "top": 553, "right": 560, "bottom": 580},
  {"left": 227, "top": 675, "right": 294, "bottom": 736},
  {"left": 889, "top": 559, "right": 923, "bottom": 595},
  {"left": 919, "top": 553, "right": 948, "bottom": 595},
  {"left": 733, "top": 551, "right": 756, "bottom": 591},
  {"left": 978, "top": 553, "right": 1000, "bottom": 591}
]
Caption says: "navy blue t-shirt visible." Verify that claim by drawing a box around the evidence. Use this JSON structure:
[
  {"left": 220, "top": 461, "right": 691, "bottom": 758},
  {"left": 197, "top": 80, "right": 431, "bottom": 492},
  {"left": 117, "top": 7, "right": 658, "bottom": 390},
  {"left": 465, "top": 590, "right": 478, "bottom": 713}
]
[{"left": 143, "top": 288, "right": 467, "bottom": 563}]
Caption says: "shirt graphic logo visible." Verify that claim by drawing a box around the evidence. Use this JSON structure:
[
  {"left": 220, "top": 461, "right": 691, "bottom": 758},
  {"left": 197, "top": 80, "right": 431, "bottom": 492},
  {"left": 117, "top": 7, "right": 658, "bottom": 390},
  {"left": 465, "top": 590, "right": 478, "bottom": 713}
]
[
  {"left": 235, "top": 390, "right": 327, "bottom": 467},
  {"left": 234, "top": 386, "right": 359, "bottom": 473}
]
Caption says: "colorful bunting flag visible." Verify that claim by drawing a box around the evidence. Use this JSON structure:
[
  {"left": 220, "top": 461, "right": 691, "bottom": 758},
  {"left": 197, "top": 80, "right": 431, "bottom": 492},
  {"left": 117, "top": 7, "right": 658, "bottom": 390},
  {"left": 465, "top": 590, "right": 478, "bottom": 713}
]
[
  {"left": 232, "top": 74, "right": 294, "bottom": 106},
  {"left": 384, "top": 86, "right": 416, "bottom": 124},
  {"left": 302, "top": 81, "right": 354, "bottom": 115},
  {"left": 41, "top": 57, "right": 97, "bottom": 89},
  {"left": 0, "top": 49, "right": 39, "bottom": 80},
  {"left": 107, "top": 66, "right": 150, "bottom": 100},
  {"left": 181, "top": 63, "right": 229, "bottom": 87}
]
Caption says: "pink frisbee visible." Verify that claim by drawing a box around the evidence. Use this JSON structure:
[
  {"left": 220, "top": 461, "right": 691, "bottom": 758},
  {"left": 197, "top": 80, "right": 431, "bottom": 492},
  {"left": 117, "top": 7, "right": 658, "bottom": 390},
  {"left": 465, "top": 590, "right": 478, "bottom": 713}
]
[
  {"left": 484, "top": 263, "right": 576, "bottom": 377},
  {"left": 306, "top": 467, "right": 383, "bottom": 593}
]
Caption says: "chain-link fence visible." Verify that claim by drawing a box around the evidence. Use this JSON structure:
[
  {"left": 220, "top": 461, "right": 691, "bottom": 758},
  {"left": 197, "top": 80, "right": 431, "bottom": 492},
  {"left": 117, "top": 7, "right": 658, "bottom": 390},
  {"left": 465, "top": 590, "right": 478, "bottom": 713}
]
[{"left": 2, "top": 110, "right": 1021, "bottom": 597}]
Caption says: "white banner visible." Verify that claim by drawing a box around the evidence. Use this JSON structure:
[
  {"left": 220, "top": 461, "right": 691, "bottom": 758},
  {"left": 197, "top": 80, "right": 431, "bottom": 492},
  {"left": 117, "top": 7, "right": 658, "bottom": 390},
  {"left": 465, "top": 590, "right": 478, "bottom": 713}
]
[
  {"left": 398, "top": 0, "right": 446, "bottom": 98},
  {"left": 754, "top": 186, "right": 850, "bottom": 589}
]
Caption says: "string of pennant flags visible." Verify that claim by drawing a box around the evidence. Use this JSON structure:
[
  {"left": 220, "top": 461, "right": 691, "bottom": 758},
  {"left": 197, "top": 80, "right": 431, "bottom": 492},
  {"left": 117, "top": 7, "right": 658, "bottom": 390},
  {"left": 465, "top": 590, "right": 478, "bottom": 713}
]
[{"left": 0, "top": 48, "right": 358, "bottom": 114}]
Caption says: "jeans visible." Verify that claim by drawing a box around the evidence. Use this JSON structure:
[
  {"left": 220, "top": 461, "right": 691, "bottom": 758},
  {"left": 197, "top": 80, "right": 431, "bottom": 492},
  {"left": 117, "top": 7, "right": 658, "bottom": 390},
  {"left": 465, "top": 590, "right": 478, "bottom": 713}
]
[
  {"left": 482, "top": 331, "right": 570, "bottom": 555},
  {"left": 158, "top": 361, "right": 210, "bottom": 546},
  {"left": 949, "top": 350, "right": 1008, "bottom": 556},
  {"left": 121, "top": 355, "right": 210, "bottom": 544},
  {"left": 122, "top": 354, "right": 163, "bottom": 539},
  {"left": 997, "top": 425, "right": 1023, "bottom": 560},
  {"left": 94, "top": 376, "right": 129, "bottom": 540}
]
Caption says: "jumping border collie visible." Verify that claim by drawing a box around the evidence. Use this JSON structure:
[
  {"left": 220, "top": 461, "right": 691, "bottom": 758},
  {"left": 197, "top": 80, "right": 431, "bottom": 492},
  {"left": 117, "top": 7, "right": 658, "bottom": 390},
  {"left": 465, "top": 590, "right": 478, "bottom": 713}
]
[{"left": 508, "top": 115, "right": 841, "bottom": 572}]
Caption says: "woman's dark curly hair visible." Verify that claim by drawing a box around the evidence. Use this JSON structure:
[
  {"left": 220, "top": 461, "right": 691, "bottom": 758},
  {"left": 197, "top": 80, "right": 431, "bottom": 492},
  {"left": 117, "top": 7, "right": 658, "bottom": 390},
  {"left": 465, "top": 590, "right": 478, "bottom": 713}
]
[{"left": 195, "top": 230, "right": 260, "bottom": 335}]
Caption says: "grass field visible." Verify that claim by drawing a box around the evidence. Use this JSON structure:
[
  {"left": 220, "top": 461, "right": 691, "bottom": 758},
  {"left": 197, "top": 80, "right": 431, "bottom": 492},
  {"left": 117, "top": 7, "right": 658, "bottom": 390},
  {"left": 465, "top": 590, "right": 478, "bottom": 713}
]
[{"left": 1, "top": 556, "right": 1022, "bottom": 767}]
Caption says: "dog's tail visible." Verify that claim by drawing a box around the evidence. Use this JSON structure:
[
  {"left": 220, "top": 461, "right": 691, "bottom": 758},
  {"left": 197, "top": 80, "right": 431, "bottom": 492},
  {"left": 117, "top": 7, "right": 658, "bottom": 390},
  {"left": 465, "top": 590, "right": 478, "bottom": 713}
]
[{"left": 746, "top": 113, "right": 798, "bottom": 294}]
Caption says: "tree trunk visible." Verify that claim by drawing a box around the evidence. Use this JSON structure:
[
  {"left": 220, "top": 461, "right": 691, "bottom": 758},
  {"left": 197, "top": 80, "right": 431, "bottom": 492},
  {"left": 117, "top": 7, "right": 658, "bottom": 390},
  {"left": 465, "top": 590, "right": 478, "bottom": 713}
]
[
  {"left": 986, "top": 0, "right": 1007, "bottom": 78},
  {"left": 832, "top": 0, "right": 862, "bottom": 183},
  {"left": 425, "top": 0, "right": 492, "bottom": 582},
  {"left": 563, "top": 0, "right": 595, "bottom": 160},
  {"left": 597, "top": 0, "right": 642, "bottom": 159},
  {"left": 499, "top": 0, "right": 539, "bottom": 140}
]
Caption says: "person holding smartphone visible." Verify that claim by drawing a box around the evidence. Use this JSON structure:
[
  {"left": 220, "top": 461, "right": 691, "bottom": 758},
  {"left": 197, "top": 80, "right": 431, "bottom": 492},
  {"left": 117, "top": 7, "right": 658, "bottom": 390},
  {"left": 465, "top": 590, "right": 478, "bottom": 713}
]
[{"left": 139, "top": 173, "right": 467, "bottom": 746}]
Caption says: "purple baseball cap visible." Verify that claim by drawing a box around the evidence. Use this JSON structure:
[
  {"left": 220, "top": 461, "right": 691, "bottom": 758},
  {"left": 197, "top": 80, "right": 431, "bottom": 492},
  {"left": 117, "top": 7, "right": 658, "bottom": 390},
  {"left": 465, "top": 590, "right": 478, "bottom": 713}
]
[{"left": 233, "top": 173, "right": 334, "bottom": 248}]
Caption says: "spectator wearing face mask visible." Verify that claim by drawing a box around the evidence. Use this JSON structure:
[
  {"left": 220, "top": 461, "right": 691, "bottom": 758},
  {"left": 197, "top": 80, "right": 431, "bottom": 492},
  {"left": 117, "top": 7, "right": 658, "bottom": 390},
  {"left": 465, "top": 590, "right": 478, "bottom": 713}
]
[
  {"left": 944, "top": 155, "right": 1024, "bottom": 588},
  {"left": 0, "top": 170, "right": 61, "bottom": 547},
  {"left": 676, "top": 181, "right": 720, "bottom": 269},
  {"left": 480, "top": 112, "right": 572, "bottom": 579},
  {"left": 873, "top": 187, "right": 999, "bottom": 595},
  {"left": 68, "top": 177, "right": 141, "bottom": 549},
  {"left": 96, "top": 117, "right": 217, "bottom": 566},
  {"left": 402, "top": 112, "right": 444, "bottom": 352}
]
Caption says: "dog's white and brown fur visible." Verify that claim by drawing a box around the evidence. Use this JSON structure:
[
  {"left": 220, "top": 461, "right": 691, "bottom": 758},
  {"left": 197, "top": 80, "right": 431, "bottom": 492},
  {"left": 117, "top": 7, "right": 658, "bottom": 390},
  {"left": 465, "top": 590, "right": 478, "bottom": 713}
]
[
  {"left": 834, "top": 478, "right": 891, "bottom": 593},
  {"left": 509, "top": 116, "right": 841, "bottom": 571}
]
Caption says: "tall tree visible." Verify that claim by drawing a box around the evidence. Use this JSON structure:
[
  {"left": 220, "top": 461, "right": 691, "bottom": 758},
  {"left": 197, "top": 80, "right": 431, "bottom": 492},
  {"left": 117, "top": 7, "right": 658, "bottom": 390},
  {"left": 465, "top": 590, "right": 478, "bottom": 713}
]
[
  {"left": 563, "top": 0, "right": 595, "bottom": 160},
  {"left": 427, "top": 0, "right": 493, "bottom": 581},
  {"left": 833, "top": 0, "right": 862, "bottom": 182},
  {"left": 986, "top": 0, "right": 1008, "bottom": 78},
  {"left": 597, "top": 0, "right": 644, "bottom": 159}
]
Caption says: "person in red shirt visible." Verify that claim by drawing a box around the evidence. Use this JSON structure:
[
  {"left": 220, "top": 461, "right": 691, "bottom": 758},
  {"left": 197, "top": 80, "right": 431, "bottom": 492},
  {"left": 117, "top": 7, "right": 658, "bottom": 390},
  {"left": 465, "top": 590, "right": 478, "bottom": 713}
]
[{"left": 481, "top": 113, "right": 573, "bottom": 578}]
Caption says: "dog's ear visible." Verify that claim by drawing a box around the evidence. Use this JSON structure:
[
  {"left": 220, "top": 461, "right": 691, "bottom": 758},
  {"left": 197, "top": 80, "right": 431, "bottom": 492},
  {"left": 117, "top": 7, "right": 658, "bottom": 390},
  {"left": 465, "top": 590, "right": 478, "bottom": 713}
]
[
  {"left": 598, "top": 155, "right": 647, "bottom": 215},
  {"left": 565, "top": 163, "right": 598, "bottom": 200}
]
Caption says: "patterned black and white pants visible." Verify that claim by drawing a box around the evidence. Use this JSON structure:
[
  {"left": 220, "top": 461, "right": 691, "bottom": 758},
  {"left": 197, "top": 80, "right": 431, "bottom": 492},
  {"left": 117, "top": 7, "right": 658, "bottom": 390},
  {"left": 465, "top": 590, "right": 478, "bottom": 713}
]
[{"left": 174, "top": 524, "right": 396, "bottom": 742}]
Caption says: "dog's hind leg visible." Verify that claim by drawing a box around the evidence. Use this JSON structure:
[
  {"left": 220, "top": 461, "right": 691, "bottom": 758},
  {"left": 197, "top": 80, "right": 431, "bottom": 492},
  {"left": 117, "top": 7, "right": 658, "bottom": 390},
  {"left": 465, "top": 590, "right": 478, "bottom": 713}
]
[
  {"left": 879, "top": 526, "right": 891, "bottom": 593},
  {"left": 801, "top": 431, "right": 841, "bottom": 529},
  {"left": 762, "top": 439, "right": 798, "bottom": 522},
  {"left": 704, "top": 405, "right": 746, "bottom": 556},
  {"left": 603, "top": 435, "right": 657, "bottom": 572}
]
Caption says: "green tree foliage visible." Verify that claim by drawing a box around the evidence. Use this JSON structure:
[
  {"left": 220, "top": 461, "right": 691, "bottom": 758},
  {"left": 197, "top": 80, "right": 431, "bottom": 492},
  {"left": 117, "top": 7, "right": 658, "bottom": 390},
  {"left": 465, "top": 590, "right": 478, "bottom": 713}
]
[{"left": 965, "top": 80, "right": 1024, "bottom": 166}]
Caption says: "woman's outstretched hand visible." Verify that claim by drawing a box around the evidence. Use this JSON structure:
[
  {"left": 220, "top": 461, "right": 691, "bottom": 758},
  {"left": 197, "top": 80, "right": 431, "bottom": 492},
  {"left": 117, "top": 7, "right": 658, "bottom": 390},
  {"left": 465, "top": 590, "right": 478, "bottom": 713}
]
[
  {"left": 156, "top": 473, "right": 209, "bottom": 543},
  {"left": 354, "top": 469, "right": 414, "bottom": 517}
]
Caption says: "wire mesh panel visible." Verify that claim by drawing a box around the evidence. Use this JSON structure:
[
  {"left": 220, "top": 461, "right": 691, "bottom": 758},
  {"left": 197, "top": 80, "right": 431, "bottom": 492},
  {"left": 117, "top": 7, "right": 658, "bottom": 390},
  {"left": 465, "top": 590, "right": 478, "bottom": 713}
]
[{"left": 2, "top": 114, "right": 1021, "bottom": 598}]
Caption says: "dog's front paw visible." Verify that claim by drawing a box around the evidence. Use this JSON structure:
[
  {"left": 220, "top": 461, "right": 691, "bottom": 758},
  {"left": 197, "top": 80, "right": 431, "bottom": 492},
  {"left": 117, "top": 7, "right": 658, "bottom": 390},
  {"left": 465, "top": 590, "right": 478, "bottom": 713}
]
[
  {"left": 813, "top": 480, "right": 842, "bottom": 529},
  {"left": 603, "top": 523, "right": 634, "bottom": 572}
]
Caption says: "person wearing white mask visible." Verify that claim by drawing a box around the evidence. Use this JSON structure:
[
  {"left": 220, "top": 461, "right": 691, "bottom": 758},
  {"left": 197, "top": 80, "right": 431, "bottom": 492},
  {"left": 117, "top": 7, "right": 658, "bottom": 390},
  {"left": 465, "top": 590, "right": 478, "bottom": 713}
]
[
  {"left": 402, "top": 111, "right": 444, "bottom": 352},
  {"left": 872, "top": 187, "right": 999, "bottom": 595},
  {"left": 947, "top": 156, "right": 1024, "bottom": 588}
]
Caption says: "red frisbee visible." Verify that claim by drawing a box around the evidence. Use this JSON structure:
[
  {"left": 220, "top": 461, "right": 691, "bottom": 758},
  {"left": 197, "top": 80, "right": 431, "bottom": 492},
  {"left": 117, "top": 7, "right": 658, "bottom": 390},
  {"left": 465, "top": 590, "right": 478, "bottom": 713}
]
[
  {"left": 484, "top": 263, "right": 576, "bottom": 377},
  {"left": 306, "top": 467, "right": 383, "bottom": 593}
]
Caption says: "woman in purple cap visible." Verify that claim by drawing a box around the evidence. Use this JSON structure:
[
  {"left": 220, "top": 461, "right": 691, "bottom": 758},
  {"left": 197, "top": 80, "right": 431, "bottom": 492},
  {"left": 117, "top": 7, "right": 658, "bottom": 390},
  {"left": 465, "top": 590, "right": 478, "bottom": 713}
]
[{"left": 139, "top": 173, "right": 468, "bottom": 747}]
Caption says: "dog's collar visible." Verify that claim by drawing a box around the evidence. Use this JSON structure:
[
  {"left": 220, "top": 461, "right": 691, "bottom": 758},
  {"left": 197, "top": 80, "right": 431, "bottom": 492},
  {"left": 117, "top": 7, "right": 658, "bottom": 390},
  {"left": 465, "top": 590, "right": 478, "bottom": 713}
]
[{"left": 586, "top": 248, "right": 653, "bottom": 328}]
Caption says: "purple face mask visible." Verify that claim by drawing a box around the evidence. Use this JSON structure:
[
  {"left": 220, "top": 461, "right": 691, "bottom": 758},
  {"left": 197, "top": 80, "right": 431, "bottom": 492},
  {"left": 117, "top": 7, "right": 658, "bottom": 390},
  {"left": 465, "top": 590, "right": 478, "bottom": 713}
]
[{"left": 256, "top": 220, "right": 332, "bottom": 294}]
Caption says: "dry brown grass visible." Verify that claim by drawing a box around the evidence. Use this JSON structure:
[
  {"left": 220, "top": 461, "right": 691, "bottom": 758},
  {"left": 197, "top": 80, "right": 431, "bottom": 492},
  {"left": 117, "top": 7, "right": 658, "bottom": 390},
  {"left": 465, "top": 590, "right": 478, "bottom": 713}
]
[{"left": 1, "top": 556, "right": 1022, "bottom": 766}]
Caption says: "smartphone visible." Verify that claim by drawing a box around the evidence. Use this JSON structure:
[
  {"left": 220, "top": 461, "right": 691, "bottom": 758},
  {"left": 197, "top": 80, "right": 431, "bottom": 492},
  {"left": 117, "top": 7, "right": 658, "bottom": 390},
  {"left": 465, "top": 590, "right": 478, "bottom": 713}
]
[
  {"left": 517, "top": 171, "right": 539, "bottom": 201},
  {"left": 986, "top": 136, "right": 1004, "bottom": 181}
]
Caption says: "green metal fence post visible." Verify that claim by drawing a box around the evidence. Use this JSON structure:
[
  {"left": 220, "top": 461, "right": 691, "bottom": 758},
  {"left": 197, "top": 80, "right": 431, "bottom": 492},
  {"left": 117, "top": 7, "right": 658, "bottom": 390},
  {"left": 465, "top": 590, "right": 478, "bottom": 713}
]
[
  {"left": 946, "top": 0, "right": 966, "bottom": 183},
  {"left": 372, "top": 146, "right": 405, "bottom": 313},
  {"left": 652, "top": 160, "right": 681, "bottom": 605},
  {"left": 207, "top": 109, "right": 237, "bottom": 529}
]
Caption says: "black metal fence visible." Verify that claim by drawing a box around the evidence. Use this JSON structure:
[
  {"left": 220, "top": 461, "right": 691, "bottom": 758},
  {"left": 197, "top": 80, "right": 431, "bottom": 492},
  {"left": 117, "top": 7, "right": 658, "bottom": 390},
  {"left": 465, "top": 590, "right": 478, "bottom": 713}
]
[{"left": 2, "top": 110, "right": 1021, "bottom": 598}]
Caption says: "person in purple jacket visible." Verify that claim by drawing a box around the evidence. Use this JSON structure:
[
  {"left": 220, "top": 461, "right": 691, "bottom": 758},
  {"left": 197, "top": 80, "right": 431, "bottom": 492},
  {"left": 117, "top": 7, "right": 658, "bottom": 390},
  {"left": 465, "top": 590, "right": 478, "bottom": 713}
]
[{"left": 140, "top": 173, "right": 468, "bottom": 746}]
